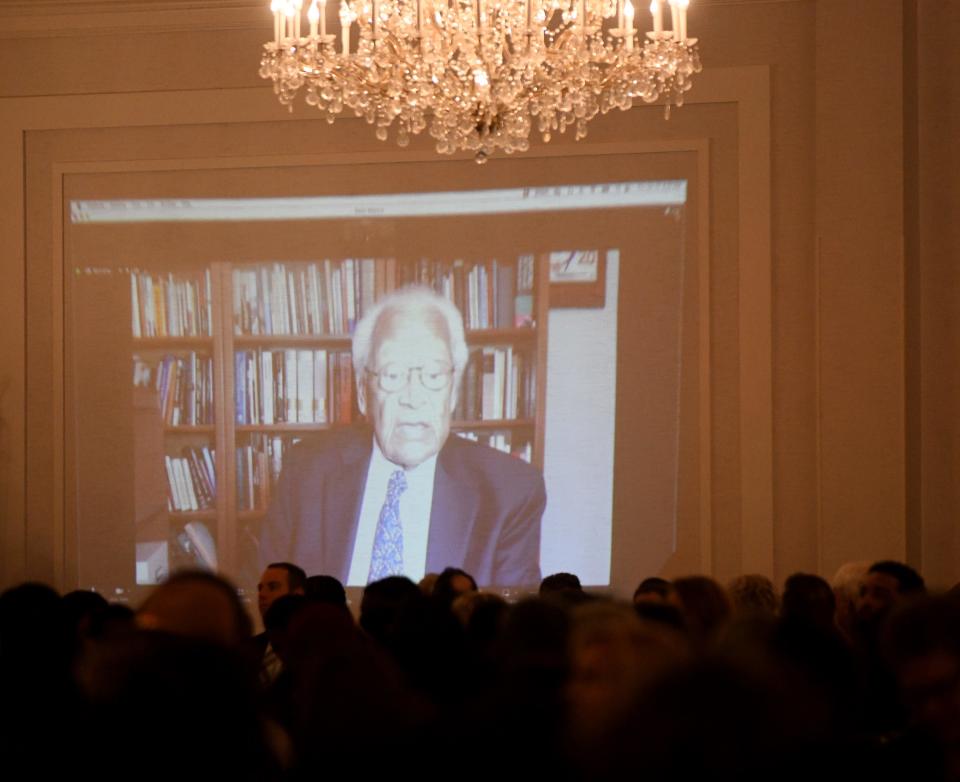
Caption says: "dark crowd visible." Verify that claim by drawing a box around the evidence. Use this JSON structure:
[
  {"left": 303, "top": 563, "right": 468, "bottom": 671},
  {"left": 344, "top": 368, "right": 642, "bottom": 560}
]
[{"left": 2, "top": 560, "right": 959, "bottom": 781}]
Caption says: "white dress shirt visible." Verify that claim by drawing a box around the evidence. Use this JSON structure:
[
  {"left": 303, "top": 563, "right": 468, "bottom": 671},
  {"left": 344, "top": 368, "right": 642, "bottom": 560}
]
[{"left": 346, "top": 437, "right": 437, "bottom": 586}]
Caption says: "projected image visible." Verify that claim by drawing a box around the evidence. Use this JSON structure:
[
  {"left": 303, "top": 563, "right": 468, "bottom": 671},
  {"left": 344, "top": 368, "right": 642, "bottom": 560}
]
[
  {"left": 66, "top": 180, "right": 687, "bottom": 595},
  {"left": 258, "top": 281, "right": 545, "bottom": 587}
]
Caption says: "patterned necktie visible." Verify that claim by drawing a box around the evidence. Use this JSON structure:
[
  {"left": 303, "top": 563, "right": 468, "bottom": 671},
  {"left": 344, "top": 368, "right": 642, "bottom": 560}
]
[{"left": 368, "top": 469, "right": 407, "bottom": 583}]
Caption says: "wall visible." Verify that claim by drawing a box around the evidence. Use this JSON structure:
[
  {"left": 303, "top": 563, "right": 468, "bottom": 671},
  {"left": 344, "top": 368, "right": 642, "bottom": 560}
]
[
  {"left": 542, "top": 253, "right": 621, "bottom": 585},
  {"left": 0, "top": 0, "right": 957, "bottom": 592},
  {"left": 915, "top": 0, "right": 960, "bottom": 588}
]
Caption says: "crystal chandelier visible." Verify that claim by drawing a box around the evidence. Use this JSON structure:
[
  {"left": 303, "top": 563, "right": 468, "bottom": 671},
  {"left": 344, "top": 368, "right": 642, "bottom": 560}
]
[{"left": 260, "top": 0, "right": 700, "bottom": 160}]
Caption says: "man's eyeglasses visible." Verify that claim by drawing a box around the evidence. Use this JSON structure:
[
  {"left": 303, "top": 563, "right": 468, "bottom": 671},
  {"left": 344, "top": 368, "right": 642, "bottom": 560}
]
[{"left": 367, "top": 362, "right": 454, "bottom": 393}]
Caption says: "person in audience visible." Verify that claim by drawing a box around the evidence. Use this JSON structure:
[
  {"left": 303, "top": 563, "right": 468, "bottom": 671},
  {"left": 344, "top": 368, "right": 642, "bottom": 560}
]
[
  {"left": 361, "top": 575, "right": 468, "bottom": 704},
  {"left": 832, "top": 560, "right": 870, "bottom": 642},
  {"left": 257, "top": 561, "right": 307, "bottom": 620},
  {"left": 61, "top": 589, "right": 109, "bottom": 654},
  {"left": 453, "top": 598, "right": 572, "bottom": 779},
  {"left": 857, "top": 560, "right": 927, "bottom": 627},
  {"left": 780, "top": 572, "right": 836, "bottom": 634},
  {"left": 884, "top": 594, "right": 960, "bottom": 782},
  {"left": 418, "top": 572, "right": 440, "bottom": 595},
  {"left": 632, "top": 599, "right": 688, "bottom": 635},
  {"left": 136, "top": 570, "right": 251, "bottom": 646},
  {"left": 451, "top": 590, "right": 508, "bottom": 635},
  {"left": 304, "top": 573, "right": 348, "bottom": 609},
  {"left": 259, "top": 286, "right": 546, "bottom": 587},
  {"left": 567, "top": 601, "right": 655, "bottom": 747},
  {"left": 77, "top": 611, "right": 279, "bottom": 780},
  {"left": 432, "top": 566, "right": 478, "bottom": 608},
  {"left": 251, "top": 562, "right": 307, "bottom": 684},
  {"left": 0, "top": 582, "right": 79, "bottom": 774},
  {"left": 632, "top": 576, "right": 678, "bottom": 605},
  {"left": 728, "top": 573, "right": 779, "bottom": 617},
  {"left": 359, "top": 576, "right": 423, "bottom": 646},
  {"left": 598, "top": 654, "right": 841, "bottom": 782},
  {"left": 12, "top": 557, "right": 960, "bottom": 780},
  {"left": 451, "top": 590, "right": 510, "bottom": 694},
  {"left": 853, "top": 560, "right": 927, "bottom": 738},
  {"left": 271, "top": 600, "right": 425, "bottom": 778},
  {"left": 262, "top": 593, "right": 309, "bottom": 670},
  {"left": 541, "top": 571, "right": 582, "bottom": 594},
  {"left": 772, "top": 574, "right": 861, "bottom": 733},
  {"left": 540, "top": 571, "right": 592, "bottom": 607},
  {"left": 672, "top": 576, "right": 732, "bottom": 650},
  {"left": 569, "top": 599, "right": 693, "bottom": 750}
]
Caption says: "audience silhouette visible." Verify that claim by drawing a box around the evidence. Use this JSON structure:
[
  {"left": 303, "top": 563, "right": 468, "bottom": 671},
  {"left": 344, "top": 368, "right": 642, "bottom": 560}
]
[{"left": 1, "top": 557, "right": 955, "bottom": 781}]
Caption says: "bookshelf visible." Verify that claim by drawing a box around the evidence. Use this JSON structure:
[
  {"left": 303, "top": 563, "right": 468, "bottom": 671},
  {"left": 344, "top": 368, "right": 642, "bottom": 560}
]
[{"left": 128, "top": 256, "right": 549, "bottom": 580}]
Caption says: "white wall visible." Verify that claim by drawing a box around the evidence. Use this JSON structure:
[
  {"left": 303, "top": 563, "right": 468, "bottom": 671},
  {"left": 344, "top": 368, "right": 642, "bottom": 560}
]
[{"left": 540, "top": 251, "right": 619, "bottom": 585}]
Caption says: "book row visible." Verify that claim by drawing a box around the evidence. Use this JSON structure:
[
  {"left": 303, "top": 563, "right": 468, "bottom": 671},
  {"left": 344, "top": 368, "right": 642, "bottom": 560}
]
[
  {"left": 164, "top": 447, "right": 217, "bottom": 512},
  {"left": 235, "top": 349, "right": 356, "bottom": 425},
  {"left": 232, "top": 256, "right": 535, "bottom": 337},
  {"left": 134, "top": 353, "right": 215, "bottom": 426},
  {"left": 133, "top": 343, "right": 534, "bottom": 429},
  {"left": 233, "top": 345, "right": 534, "bottom": 426},
  {"left": 455, "top": 347, "right": 537, "bottom": 422},
  {"left": 131, "top": 269, "right": 214, "bottom": 338}
]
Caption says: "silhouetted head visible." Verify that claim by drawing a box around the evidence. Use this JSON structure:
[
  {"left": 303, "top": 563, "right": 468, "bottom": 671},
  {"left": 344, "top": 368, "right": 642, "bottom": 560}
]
[
  {"left": 137, "top": 570, "right": 251, "bottom": 646},
  {"left": 728, "top": 574, "right": 779, "bottom": 617},
  {"left": 304, "top": 573, "right": 348, "bottom": 608},
  {"left": 781, "top": 573, "right": 836, "bottom": 632},
  {"left": 857, "top": 560, "right": 925, "bottom": 625},
  {"left": 540, "top": 572, "right": 583, "bottom": 596},
  {"left": 633, "top": 577, "right": 677, "bottom": 606},
  {"left": 672, "top": 576, "right": 731, "bottom": 649},
  {"left": 360, "top": 576, "right": 422, "bottom": 644},
  {"left": 257, "top": 561, "right": 307, "bottom": 618},
  {"left": 433, "top": 567, "right": 478, "bottom": 608}
]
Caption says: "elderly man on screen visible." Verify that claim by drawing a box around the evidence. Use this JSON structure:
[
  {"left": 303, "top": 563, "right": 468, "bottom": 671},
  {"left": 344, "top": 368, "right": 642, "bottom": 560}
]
[{"left": 259, "top": 286, "right": 545, "bottom": 587}]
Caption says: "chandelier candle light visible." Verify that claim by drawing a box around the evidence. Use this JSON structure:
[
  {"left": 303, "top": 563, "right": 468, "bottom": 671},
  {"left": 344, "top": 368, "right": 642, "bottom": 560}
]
[{"left": 260, "top": 0, "right": 700, "bottom": 161}]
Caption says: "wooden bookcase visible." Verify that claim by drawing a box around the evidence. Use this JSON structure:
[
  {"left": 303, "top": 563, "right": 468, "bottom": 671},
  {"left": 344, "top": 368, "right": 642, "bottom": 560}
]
[{"left": 123, "top": 256, "right": 550, "bottom": 581}]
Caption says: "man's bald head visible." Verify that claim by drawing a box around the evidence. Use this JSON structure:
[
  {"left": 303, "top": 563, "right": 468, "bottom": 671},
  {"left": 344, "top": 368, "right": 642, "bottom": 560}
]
[{"left": 137, "top": 571, "right": 251, "bottom": 646}]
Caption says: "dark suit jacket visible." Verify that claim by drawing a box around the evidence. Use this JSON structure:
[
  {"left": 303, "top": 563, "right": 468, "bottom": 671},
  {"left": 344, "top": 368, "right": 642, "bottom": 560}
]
[{"left": 259, "top": 425, "right": 545, "bottom": 587}]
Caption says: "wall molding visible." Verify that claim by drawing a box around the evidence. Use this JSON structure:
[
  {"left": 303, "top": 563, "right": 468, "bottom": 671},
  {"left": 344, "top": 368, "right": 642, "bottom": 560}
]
[{"left": 0, "top": 1, "right": 265, "bottom": 38}]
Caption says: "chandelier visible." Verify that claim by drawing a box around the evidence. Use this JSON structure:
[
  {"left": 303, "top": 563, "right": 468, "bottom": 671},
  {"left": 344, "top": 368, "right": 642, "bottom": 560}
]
[{"left": 260, "top": 0, "right": 700, "bottom": 161}]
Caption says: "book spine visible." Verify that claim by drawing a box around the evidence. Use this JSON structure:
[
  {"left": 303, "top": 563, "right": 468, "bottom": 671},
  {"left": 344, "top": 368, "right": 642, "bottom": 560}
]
[
  {"left": 360, "top": 259, "right": 375, "bottom": 320},
  {"left": 204, "top": 268, "right": 213, "bottom": 336},
  {"left": 273, "top": 350, "right": 283, "bottom": 423},
  {"left": 184, "top": 448, "right": 210, "bottom": 510},
  {"left": 235, "top": 447, "right": 247, "bottom": 511},
  {"left": 130, "top": 272, "right": 141, "bottom": 338},
  {"left": 284, "top": 349, "right": 297, "bottom": 423},
  {"left": 315, "top": 349, "right": 327, "bottom": 423},
  {"left": 308, "top": 263, "right": 322, "bottom": 335},
  {"left": 234, "top": 352, "right": 246, "bottom": 424},
  {"left": 286, "top": 266, "right": 298, "bottom": 335},
  {"left": 297, "top": 349, "right": 313, "bottom": 423},
  {"left": 297, "top": 268, "right": 310, "bottom": 335},
  {"left": 261, "top": 350, "right": 274, "bottom": 425},
  {"left": 163, "top": 455, "right": 178, "bottom": 511},
  {"left": 202, "top": 446, "right": 217, "bottom": 499}
]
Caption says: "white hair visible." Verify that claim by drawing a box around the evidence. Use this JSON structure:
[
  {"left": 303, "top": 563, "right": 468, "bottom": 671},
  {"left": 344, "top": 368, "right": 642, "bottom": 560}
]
[
  {"left": 831, "top": 561, "right": 871, "bottom": 601},
  {"left": 352, "top": 285, "right": 469, "bottom": 385}
]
